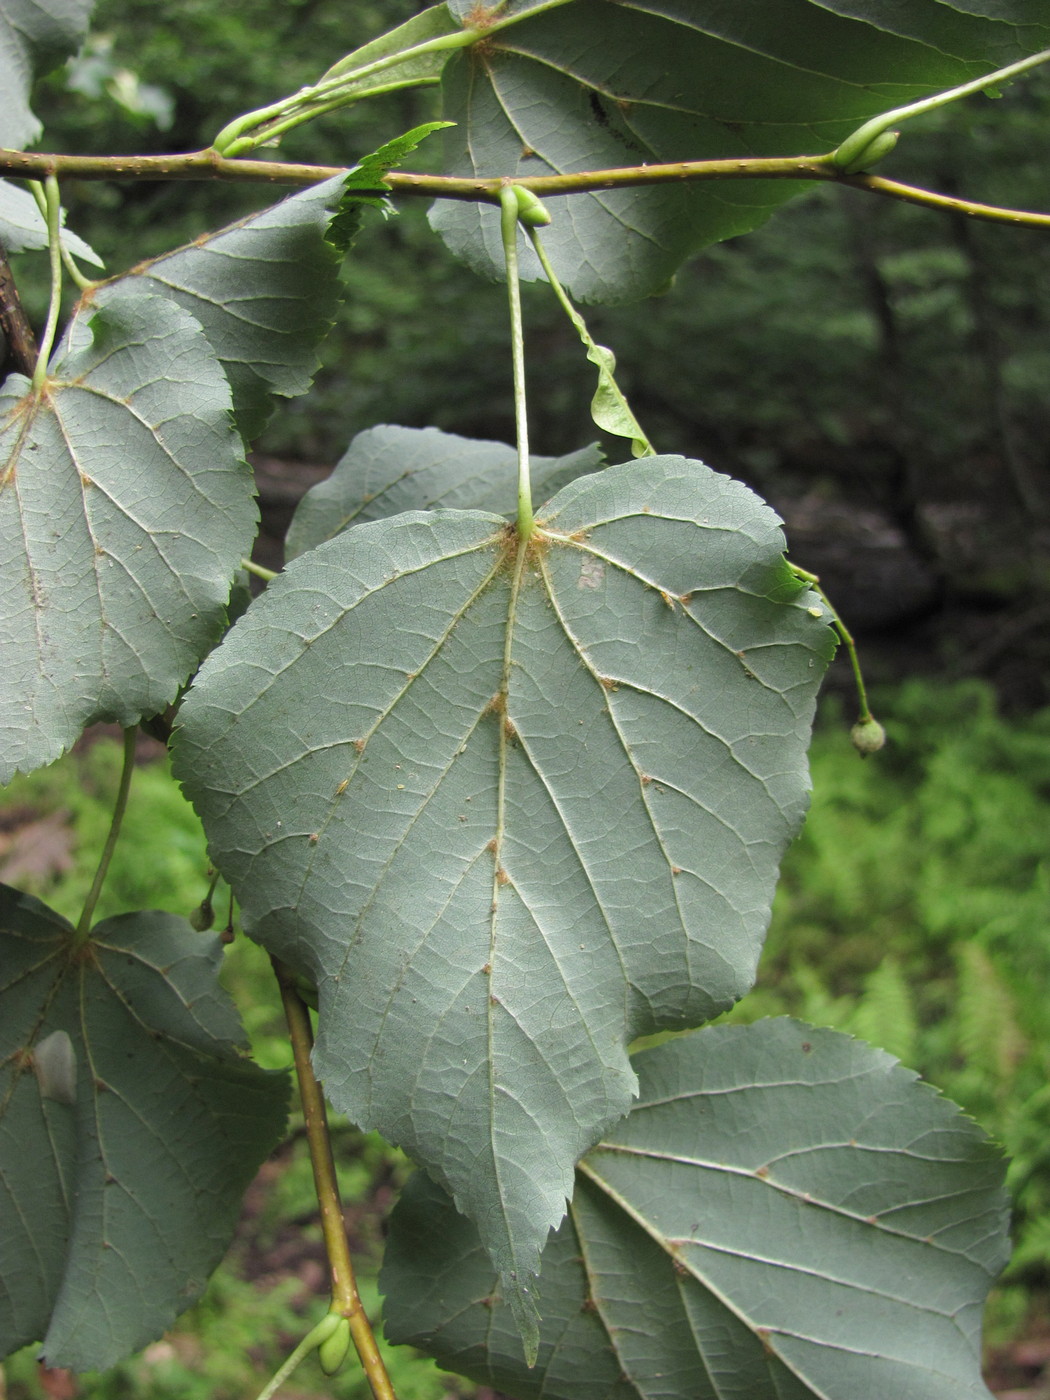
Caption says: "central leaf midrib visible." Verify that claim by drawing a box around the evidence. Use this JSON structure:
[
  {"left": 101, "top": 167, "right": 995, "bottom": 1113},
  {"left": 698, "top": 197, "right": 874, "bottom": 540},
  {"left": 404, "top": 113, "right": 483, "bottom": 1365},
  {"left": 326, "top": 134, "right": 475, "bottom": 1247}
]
[{"left": 487, "top": 528, "right": 532, "bottom": 1244}]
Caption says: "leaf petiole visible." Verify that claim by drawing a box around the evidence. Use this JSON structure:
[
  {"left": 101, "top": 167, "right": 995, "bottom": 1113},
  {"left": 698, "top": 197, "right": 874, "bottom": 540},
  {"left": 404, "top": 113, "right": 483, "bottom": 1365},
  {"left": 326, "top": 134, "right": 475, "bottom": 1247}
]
[
  {"left": 240, "top": 557, "right": 278, "bottom": 582},
  {"left": 500, "top": 185, "right": 534, "bottom": 538},
  {"left": 253, "top": 1311, "right": 345, "bottom": 1400},
  {"left": 30, "top": 175, "right": 63, "bottom": 391},
  {"left": 75, "top": 727, "right": 137, "bottom": 942},
  {"left": 27, "top": 181, "right": 95, "bottom": 292},
  {"left": 831, "top": 46, "right": 1050, "bottom": 173}
]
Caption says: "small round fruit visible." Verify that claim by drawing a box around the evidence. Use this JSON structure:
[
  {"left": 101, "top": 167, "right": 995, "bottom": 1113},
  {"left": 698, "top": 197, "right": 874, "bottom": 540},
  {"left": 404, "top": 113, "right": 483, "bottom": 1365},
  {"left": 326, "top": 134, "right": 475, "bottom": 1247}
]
[{"left": 851, "top": 718, "right": 886, "bottom": 756}]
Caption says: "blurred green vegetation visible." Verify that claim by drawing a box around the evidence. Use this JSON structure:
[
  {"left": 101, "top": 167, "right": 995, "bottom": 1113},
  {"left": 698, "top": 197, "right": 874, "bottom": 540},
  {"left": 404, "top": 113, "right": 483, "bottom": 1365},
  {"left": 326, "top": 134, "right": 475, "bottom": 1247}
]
[
  {"left": 1, "top": 677, "right": 1048, "bottom": 1387},
  {"left": 720, "top": 680, "right": 1050, "bottom": 1340}
]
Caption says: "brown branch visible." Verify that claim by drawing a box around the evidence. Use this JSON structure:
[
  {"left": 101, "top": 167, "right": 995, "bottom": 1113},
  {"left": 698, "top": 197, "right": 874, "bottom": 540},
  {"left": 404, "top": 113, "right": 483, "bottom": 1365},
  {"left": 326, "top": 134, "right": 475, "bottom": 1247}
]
[
  {"left": 0, "top": 241, "right": 38, "bottom": 375},
  {"left": 841, "top": 171, "right": 1050, "bottom": 229},
  {"left": 3, "top": 145, "right": 1050, "bottom": 231},
  {"left": 272, "top": 959, "right": 396, "bottom": 1400}
]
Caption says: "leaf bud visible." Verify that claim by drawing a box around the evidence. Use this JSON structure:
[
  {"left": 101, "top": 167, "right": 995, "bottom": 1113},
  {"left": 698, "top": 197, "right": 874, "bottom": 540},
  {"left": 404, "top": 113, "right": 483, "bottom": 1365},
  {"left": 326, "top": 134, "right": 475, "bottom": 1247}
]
[
  {"left": 318, "top": 1315, "right": 352, "bottom": 1375},
  {"left": 512, "top": 185, "right": 552, "bottom": 226},
  {"left": 837, "top": 129, "right": 899, "bottom": 175},
  {"left": 850, "top": 718, "right": 886, "bottom": 756}
]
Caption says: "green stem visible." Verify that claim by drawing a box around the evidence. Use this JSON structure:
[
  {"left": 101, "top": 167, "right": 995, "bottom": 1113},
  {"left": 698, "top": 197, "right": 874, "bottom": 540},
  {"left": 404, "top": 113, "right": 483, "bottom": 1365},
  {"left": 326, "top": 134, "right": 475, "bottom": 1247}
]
[
  {"left": 30, "top": 176, "right": 63, "bottom": 391},
  {"left": 253, "top": 1313, "right": 344, "bottom": 1400},
  {"left": 214, "top": 0, "right": 577, "bottom": 155},
  {"left": 212, "top": 25, "right": 473, "bottom": 156},
  {"left": 59, "top": 245, "right": 94, "bottom": 293},
  {"left": 28, "top": 179, "right": 94, "bottom": 292},
  {"left": 220, "top": 77, "right": 438, "bottom": 156},
  {"left": 6, "top": 146, "right": 1050, "bottom": 231},
  {"left": 790, "top": 565, "right": 874, "bottom": 722},
  {"left": 501, "top": 186, "right": 533, "bottom": 538},
  {"left": 273, "top": 961, "right": 397, "bottom": 1400},
  {"left": 526, "top": 224, "right": 655, "bottom": 456},
  {"left": 75, "top": 727, "right": 137, "bottom": 942},
  {"left": 3, "top": 148, "right": 1050, "bottom": 234},
  {"left": 240, "top": 557, "right": 277, "bottom": 582},
  {"left": 832, "top": 47, "right": 1050, "bottom": 171}
]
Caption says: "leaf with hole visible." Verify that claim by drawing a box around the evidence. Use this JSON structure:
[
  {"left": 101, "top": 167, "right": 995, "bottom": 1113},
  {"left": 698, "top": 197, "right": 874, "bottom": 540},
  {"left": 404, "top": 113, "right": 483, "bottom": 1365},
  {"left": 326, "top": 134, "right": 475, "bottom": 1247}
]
[
  {"left": 383, "top": 1019, "right": 1010, "bottom": 1400},
  {"left": 0, "top": 288, "right": 255, "bottom": 781},
  {"left": 0, "top": 888, "right": 290, "bottom": 1371},
  {"left": 285, "top": 425, "right": 603, "bottom": 560},
  {"left": 174, "top": 452, "right": 835, "bottom": 1344}
]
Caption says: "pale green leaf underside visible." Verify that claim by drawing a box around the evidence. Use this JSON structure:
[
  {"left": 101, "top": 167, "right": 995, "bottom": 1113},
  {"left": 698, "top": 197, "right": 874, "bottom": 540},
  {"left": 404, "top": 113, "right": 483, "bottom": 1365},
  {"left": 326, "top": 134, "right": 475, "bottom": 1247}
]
[
  {"left": 0, "top": 180, "right": 102, "bottom": 266},
  {"left": 0, "top": 290, "right": 256, "bottom": 782},
  {"left": 320, "top": 5, "right": 460, "bottom": 95},
  {"left": 0, "top": 888, "right": 289, "bottom": 1371},
  {"left": 383, "top": 1019, "right": 1009, "bottom": 1400},
  {"left": 431, "top": 0, "right": 1050, "bottom": 299},
  {"left": 285, "top": 424, "right": 603, "bottom": 559},
  {"left": 111, "top": 176, "right": 347, "bottom": 441},
  {"left": 174, "top": 455, "right": 835, "bottom": 1327},
  {"left": 0, "top": 0, "right": 93, "bottom": 150}
]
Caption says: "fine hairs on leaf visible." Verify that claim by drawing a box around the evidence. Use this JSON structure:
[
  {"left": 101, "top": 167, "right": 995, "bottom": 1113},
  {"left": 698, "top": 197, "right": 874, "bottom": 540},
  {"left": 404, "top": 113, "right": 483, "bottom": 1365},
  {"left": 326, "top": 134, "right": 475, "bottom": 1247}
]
[{"left": 1, "top": 0, "right": 1045, "bottom": 1395}]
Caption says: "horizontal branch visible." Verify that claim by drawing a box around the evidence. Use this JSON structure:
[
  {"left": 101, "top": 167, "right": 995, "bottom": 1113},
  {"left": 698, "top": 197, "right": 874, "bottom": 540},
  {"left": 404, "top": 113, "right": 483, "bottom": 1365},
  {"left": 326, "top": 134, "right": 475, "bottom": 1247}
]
[
  {"left": 0, "top": 147, "right": 346, "bottom": 185},
  {"left": 843, "top": 171, "right": 1050, "bottom": 229},
  {"left": 2, "top": 146, "right": 1050, "bottom": 230}
]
